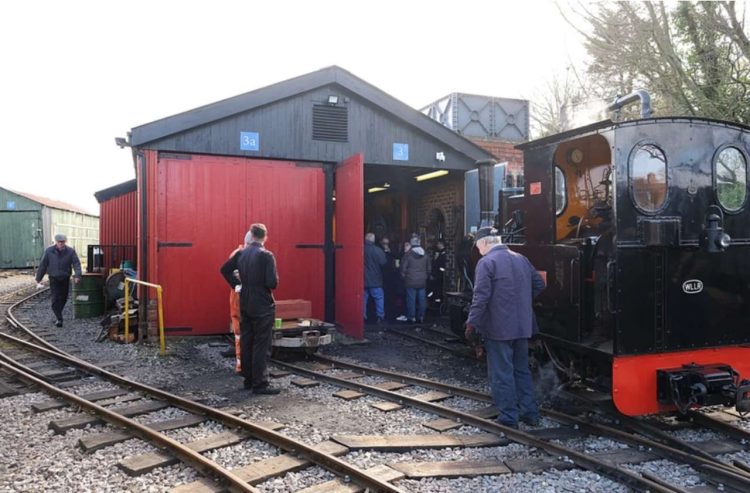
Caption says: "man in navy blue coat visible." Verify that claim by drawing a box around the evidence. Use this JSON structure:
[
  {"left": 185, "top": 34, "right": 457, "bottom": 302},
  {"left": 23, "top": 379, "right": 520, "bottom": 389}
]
[
  {"left": 466, "top": 227, "right": 546, "bottom": 428},
  {"left": 36, "top": 233, "right": 82, "bottom": 327}
]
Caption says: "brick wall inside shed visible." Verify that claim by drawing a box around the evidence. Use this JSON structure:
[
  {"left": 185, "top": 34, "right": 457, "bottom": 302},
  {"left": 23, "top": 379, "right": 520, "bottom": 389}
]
[
  {"left": 469, "top": 137, "right": 525, "bottom": 185},
  {"left": 415, "top": 177, "right": 464, "bottom": 292}
]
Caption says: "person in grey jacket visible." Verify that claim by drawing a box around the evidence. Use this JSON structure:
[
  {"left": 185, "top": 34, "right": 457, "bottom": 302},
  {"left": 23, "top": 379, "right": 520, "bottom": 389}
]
[
  {"left": 364, "top": 232, "right": 387, "bottom": 323},
  {"left": 35, "top": 233, "right": 82, "bottom": 327},
  {"left": 400, "top": 236, "right": 431, "bottom": 323},
  {"left": 466, "top": 227, "right": 546, "bottom": 428}
]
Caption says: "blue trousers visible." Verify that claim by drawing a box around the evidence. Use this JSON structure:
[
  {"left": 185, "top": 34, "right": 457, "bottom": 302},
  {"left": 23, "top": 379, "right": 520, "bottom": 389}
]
[
  {"left": 485, "top": 338, "right": 539, "bottom": 426},
  {"left": 405, "top": 287, "right": 426, "bottom": 321},
  {"left": 364, "top": 287, "right": 384, "bottom": 319}
]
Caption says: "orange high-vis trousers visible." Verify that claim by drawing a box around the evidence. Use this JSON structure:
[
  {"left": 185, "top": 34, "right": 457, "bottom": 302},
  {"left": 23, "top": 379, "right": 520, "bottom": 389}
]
[{"left": 230, "top": 290, "right": 241, "bottom": 373}]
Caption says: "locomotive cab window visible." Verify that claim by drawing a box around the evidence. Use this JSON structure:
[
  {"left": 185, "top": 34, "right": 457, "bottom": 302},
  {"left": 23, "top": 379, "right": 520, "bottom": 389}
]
[
  {"left": 715, "top": 146, "right": 747, "bottom": 212},
  {"left": 554, "top": 166, "right": 566, "bottom": 216},
  {"left": 630, "top": 144, "right": 667, "bottom": 212}
]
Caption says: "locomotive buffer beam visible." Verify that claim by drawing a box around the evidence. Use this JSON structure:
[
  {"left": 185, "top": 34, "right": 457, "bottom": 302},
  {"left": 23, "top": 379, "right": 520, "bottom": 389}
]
[{"left": 657, "top": 363, "right": 750, "bottom": 415}]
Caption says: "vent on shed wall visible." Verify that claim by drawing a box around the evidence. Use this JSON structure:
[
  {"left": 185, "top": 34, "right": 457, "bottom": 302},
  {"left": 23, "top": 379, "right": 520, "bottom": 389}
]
[{"left": 312, "top": 104, "right": 348, "bottom": 142}]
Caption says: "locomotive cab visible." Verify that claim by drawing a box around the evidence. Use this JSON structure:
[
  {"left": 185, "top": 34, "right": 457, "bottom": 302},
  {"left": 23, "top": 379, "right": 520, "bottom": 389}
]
[{"left": 514, "top": 118, "right": 750, "bottom": 416}]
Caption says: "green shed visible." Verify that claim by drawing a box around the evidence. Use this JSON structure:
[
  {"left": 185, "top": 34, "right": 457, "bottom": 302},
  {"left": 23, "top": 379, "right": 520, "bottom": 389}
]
[{"left": 0, "top": 187, "right": 99, "bottom": 269}]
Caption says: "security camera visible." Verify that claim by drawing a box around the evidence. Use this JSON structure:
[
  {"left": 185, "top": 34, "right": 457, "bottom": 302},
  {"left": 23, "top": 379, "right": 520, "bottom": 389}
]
[
  {"left": 115, "top": 137, "right": 130, "bottom": 148},
  {"left": 436, "top": 152, "right": 446, "bottom": 162}
]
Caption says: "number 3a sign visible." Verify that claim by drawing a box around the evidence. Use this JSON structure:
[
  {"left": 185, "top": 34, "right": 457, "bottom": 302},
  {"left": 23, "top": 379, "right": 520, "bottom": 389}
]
[{"left": 240, "top": 132, "right": 259, "bottom": 151}]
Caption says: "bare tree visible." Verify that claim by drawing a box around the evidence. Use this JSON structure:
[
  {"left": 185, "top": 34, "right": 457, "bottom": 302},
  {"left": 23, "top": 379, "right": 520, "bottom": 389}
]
[
  {"left": 569, "top": 1, "right": 750, "bottom": 123},
  {"left": 530, "top": 69, "right": 601, "bottom": 137}
]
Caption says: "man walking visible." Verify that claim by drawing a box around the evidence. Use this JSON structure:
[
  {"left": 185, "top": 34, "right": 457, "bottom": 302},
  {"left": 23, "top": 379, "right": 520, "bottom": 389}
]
[
  {"left": 364, "top": 232, "right": 387, "bottom": 324},
  {"left": 466, "top": 227, "right": 546, "bottom": 428},
  {"left": 35, "top": 233, "right": 82, "bottom": 327},
  {"left": 220, "top": 223, "right": 280, "bottom": 394}
]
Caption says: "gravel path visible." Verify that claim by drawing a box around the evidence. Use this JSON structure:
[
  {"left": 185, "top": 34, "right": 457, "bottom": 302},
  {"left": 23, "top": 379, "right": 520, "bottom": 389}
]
[{"left": 1, "top": 276, "right": 745, "bottom": 492}]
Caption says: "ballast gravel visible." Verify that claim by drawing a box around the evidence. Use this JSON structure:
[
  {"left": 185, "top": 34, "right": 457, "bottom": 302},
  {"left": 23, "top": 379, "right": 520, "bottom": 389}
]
[{"left": 0, "top": 275, "right": 742, "bottom": 492}]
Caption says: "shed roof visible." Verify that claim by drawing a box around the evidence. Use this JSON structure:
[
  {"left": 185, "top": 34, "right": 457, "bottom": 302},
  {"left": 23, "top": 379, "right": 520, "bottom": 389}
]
[
  {"left": 3, "top": 188, "right": 96, "bottom": 216},
  {"left": 94, "top": 179, "right": 137, "bottom": 203},
  {"left": 131, "top": 65, "right": 494, "bottom": 162}
]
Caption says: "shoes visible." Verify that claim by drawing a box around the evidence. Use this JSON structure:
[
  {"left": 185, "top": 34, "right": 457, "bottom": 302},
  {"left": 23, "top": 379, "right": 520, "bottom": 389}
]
[
  {"left": 376, "top": 317, "right": 385, "bottom": 326},
  {"left": 395, "top": 315, "right": 408, "bottom": 322},
  {"left": 520, "top": 415, "right": 541, "bottom": 427},
  {"left": 408, "top": 318, "right": 417, "bottom": 324},
  {"left": 416, "top": 317, "right": 424, "bottom": 324},
  {"left": 55, "top": 320, "right": 63, "bottom": 328},
  {"left": 252, "top": 385, "right": 281, "bottom": 395},
  {"left": 498, "top": 420, "right": 519, "bottom": 429}
]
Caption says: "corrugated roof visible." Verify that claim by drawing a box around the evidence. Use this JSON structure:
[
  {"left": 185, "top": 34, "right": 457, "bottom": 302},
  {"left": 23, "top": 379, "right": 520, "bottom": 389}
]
[
  {"left": 130, "top": 65, "right": 494, "bottom": 162},
  {"left": 8, "top": 189, "right": 97, "bottom": 216},
  {"left": 94, "top": 179, "right": 137, "bottom": 203}
]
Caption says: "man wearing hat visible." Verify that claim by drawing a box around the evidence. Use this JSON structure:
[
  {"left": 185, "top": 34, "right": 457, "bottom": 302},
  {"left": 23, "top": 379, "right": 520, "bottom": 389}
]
[
  {"left": 466, "top": 227, "right": 546, "bottom": 428},
  {"left": 35, "top": 233, "right": 82, "bottom": 327}
]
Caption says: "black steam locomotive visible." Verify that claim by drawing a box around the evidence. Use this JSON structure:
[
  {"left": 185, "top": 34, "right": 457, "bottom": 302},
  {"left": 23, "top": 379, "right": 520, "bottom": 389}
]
[{"left": 453, "top": 93, "right": 750, "bottom": 416}]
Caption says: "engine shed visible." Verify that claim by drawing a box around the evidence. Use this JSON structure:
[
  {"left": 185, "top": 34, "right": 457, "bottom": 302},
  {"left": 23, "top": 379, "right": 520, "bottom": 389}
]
[{"left": 124, "top": 66, "right": 502, "bottom": 338}]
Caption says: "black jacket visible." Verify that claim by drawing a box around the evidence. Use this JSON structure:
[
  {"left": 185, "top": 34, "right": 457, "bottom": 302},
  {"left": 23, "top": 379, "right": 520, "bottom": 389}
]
[
  {"left": 36, "top": 245, "right": 82, "bottom": 282},
  {"left": 220, "top": 242, "right": 278, "bottom": 317},
  {"left": 364, "top": 240, "right": 387, "bottom": 288}
]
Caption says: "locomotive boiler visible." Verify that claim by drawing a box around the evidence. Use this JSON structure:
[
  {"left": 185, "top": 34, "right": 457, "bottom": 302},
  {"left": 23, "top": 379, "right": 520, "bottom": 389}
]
[{"left": 455, "top": 93, "right": 750, "bottom": 416}]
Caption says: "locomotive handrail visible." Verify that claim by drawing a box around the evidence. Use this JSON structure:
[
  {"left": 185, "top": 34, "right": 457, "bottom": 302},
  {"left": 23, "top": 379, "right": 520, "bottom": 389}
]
[
  {"left": 606, "top": 260, "right": 616, "bottom": 314},
  {"left": 570, "top": 257, "right": 579, "bottom": 305}
]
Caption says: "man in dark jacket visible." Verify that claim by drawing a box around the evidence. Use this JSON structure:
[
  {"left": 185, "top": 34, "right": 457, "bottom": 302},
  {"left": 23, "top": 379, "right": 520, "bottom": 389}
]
[
  {"left": 35, "top": 233, "right": 82, "bottom": 327},
  {"left": 364, "top": 232, "right": 387, "bottom": 323},
  {"left": 428, "top": 240, "right": 447, "bottom": 307},
  {"left": 220, "top": 223, "right": 280, "bottom": 394},
  {"left": 466, "top": 227, "right": 545, "bottom": 428},
  {"left": 379, "top": 236, "right": 399, "bottom": 321},
  {"left": 400, "top": 236, "right": 431, "bottom": 323}
]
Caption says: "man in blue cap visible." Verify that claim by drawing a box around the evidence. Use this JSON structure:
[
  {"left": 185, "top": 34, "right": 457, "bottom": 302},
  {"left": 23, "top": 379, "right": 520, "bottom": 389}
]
[
  {"left": 35, "top": 233, "right": 82, "bottom": 327},
  {"left": 466, "top": 227, "right": 546, "bottom": 428}
]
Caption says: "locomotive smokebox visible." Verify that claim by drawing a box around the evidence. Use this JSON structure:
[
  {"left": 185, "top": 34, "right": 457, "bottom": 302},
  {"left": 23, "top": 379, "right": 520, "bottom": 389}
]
[{"left": 476, "top": 159, "right": 497, "bottom": 229}]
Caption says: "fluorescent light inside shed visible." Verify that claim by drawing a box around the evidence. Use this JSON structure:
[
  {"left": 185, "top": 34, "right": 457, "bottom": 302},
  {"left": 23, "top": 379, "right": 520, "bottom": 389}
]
[
  {"left": 415, "top": 170, "right": 449, "bottom": 182},
  {"left": 368, "top": 186, "right": 388, "bottom": 193}
]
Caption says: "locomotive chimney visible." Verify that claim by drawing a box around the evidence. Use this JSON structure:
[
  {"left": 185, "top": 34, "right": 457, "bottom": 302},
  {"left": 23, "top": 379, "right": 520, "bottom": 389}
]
[
  {"left": 476, "top": 159, "right": 496, "bottom": 228},
  {"left": 606, "top": 89, "right": 653, "bottom": 119}
]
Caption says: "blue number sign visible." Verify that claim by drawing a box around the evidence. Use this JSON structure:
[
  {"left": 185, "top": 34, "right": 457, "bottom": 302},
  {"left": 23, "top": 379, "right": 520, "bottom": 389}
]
[
  {"left": 240, "top": 132, "right": 260, "bottom": 151},
  {"left": 393, "top": 143, "right": 409, "bottom": 161}
]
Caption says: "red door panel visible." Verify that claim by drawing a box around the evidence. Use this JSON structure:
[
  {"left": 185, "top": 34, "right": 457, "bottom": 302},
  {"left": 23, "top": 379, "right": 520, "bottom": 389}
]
[
  {"left": 335, "top": 153, "right": 364, "bottom": 338},
  {"left": 245, "top": 161, "right": 325, "bottom": 319},
  {"left": 156, "top": 155, "right": 324, "bottom": 335}
]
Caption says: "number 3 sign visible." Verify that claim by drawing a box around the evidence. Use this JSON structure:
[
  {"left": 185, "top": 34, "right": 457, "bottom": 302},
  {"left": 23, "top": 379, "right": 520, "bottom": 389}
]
[{"left": 240, "top": 132, "right": 259, "bottom": 151}]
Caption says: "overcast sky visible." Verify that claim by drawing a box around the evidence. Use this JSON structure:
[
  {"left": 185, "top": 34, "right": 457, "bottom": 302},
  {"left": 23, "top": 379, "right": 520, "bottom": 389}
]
[{"left": 0, "top": 0, "right": 585, "bottom": 214}]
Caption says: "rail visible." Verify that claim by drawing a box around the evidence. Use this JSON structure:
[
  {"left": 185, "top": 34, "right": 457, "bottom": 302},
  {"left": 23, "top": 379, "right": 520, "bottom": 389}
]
[
  {"left": 124, "top": 278, "right": 165, "bottom": 355},
  {"left": 3, "top": 291, "right": 402, "bottom": 493}
]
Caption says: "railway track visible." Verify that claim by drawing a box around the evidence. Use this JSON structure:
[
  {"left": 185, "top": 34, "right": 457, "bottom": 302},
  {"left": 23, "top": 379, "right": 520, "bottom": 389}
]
[
  {"left": 265, "top": 354, "right": 750, "bottom": 492},
  {"left": 0, "top": 287, "right": 403, "bottom": 492},
  {"left": 5, "top": 284, "right": 750, "bottom": 492},
  {"left": 385, "top": 324, "right": 476, "bottom": 360}
]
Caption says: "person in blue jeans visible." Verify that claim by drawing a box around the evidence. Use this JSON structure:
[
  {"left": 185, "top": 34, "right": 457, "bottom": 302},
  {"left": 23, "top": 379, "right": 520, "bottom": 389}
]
[
  {"left": 466, "top": 227, "right": 546, "bottom": 428},
  {"left": 364, "top": 232, "right": 387, "bottom": 323},
  {"left": 400, "top": 236, "right": 430, "bottom": 323}
]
